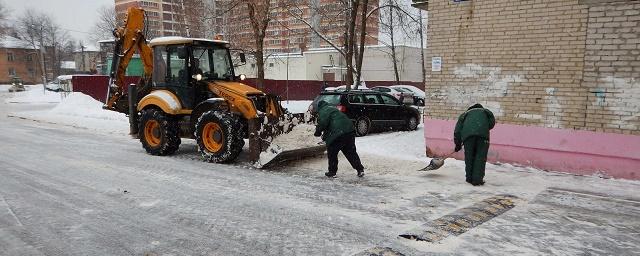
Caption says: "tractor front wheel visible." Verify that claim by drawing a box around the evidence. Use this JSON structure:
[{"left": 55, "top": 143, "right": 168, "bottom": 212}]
[
  {"left": 139, "top": 108, "right": 181, "bottom": 155},
  {"left": 195, "top": 111, "right": 243, "bottom": 163}
]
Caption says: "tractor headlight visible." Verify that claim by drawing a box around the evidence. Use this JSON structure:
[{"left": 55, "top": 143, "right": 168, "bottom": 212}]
[
  {"left": 192, "top": 74, "right": 202, "bottom": 81},
  {"left": 239, "top": 74, "right": 246, "bottom": 81}
]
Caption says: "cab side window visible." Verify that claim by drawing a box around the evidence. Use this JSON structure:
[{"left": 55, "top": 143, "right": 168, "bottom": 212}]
[
  {"left": 167, "top": 46, "right": 187, "bottom": 83},
  {"left": 152, "top": 46, "right": 168, "bottom": 85}
]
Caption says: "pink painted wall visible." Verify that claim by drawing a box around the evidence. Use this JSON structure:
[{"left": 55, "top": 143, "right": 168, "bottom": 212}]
[{"left": 424, "top": 118, "right": 640, "bottom": 180}]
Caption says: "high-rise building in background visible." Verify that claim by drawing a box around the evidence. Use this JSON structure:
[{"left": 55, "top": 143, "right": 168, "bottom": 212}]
[
  {"left": 225, "top": 0, "right": 380, "bottom": 54},
  {"left": 115, "top": 0, "right": 380, "bottom": 54},
  {"left": 114, "top": 0, "right": 204, "bottom": 38}
]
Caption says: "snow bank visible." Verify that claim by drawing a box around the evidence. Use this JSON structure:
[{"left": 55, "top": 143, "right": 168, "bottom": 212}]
[
  {"left": 0, "top": 84, "right": 12, "bottom": 91},
  {"left": 281, "top": 100, "right": 312, "bottom": 114},
  {"left": 10, "top": 92, "right": 129, "bottom": 134},
  {"left": 256, "top": 123, "right": 323, "bottom": 168},
  {"left": 50, "top": 93, "right": 129, "bottom": 122},
  {"left": 356, "top": 126, "right": 428, "bottom": 162},
  {"left": 5, "top": 85, "right": 62, "bottom": 103}
]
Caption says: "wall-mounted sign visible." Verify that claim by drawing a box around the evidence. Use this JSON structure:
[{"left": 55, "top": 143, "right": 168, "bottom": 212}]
[{"left": 432, "top": 57, "right": 442, "bottom": 72}]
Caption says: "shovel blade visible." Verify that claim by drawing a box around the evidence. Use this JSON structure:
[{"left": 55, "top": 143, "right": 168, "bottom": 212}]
[{"left": 418, "top": 158, "right": 446, "bottom": 171}]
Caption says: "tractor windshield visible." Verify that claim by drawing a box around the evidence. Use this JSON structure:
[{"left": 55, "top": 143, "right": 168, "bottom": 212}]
[{"left": 193, "top": 46, "right": 234, "bottom": 81}]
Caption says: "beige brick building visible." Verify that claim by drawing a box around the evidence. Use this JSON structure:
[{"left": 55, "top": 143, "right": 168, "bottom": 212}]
[{"left": 415, "top": 0, "right": 640, "bottom": 135}]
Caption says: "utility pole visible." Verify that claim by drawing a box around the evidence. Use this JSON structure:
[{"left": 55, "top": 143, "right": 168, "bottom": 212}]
[{"left": 80, "top": 42, "right": 86, "bottom": 72}]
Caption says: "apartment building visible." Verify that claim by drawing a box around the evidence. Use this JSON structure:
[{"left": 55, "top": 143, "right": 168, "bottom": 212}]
[
  {"left": 114, "top": 0, "right": 204, "bottom": 38},
  {"left": 226, "top": 0, "right": 381, "bottom": 54}
]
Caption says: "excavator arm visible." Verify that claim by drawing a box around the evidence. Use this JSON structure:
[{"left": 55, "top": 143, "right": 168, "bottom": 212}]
[{"left": 104, "top": 7, "right": 154, "bottom": 112}]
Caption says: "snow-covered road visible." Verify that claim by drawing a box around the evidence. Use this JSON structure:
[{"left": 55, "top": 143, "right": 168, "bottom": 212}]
[{"left": 1, "top": 88, "right": 639, "bottom": 255}]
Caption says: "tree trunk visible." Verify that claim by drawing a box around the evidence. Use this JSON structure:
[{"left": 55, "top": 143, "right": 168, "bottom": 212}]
[
  {"left": 389, "top": 3, "right": 400, "bottom": 83},
  {"left": 255, "top": 37, "right": 265, "bottom": 89},
  {"left": 355, "top": 0, "right": 369, "bottom": 88},
  {"left": 418, "top": 10, "right": 426, "bottom": 87},
  {"left": 345, "top": 0, "right": 359, "bottom": 90}
]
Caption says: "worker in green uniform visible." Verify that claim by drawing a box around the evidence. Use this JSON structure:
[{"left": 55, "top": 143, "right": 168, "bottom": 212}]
[
  {"left": 454, "top": 104, "right": 495, "bottom": 186},
  {"left": 314, "top": 100, "right": 365, "bottom": 178}
]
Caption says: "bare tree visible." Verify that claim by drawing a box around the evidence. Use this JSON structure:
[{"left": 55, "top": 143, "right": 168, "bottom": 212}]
[
  {"left": 377, "top": 0, "right": 421, "bottom": 83},
  {"left": 16, "top": 9, "right": 54, "bottom": 85},
  {"left": 287, "top": 0, "right": 384, "bottom": 89},
  {"left": 0, "top": 2, "right": 8, "bottom": 37},
  {"left": 90, "top": 5, "right": 118, "bottom": 42},
  {"left": 223, "top": 0, "right": 279, "bottom": 89}
]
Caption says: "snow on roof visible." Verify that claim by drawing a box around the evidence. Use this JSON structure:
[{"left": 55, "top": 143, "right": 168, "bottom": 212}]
[
  {"left": 0, "top": 35, "right": 38, "bottom": 50},
  {"left": 60, "top": 61, "right": 76, "bottom": 70},
  {"left": 148, "top": 36, "right": 228, "bottom": 47}
]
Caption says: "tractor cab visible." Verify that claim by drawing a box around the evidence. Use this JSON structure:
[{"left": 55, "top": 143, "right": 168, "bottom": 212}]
[{"left": 148, "top": 37, "right": 246, "bottom": 109}]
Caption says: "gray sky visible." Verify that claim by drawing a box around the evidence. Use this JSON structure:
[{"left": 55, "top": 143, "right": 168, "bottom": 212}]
[{"left": 3, "top": 0, "right": 113, "bottom": 46}]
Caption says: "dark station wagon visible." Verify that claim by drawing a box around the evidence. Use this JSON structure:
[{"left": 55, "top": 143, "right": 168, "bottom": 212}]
[{"left": 310, "top": 89, "right": 421, "bottom": 136}]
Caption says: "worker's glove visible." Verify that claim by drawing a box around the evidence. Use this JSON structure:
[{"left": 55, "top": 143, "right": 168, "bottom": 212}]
[
  {"left": 314, "top": 131, "right": 322, "bottom": 137},
  {"left": 454, "top": 144, "right": 462, "bottom": 152}
]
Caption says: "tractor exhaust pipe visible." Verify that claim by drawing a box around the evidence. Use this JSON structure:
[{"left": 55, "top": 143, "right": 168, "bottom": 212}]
[{"left": 128, "top": 83, "right": 139, "bottom": 137}]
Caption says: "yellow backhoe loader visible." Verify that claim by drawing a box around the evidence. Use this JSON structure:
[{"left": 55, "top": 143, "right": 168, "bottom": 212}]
[{"left": 104, "top": 7, "right": 324, "bottom": 167}]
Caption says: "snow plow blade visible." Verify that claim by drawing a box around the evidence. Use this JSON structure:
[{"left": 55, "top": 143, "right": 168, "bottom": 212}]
[
  {"left": 249, "top": 112, "right": 326, "bottom": 168},
  {"left": 258, "top": 145, "right": 327, "bottom": 168}
]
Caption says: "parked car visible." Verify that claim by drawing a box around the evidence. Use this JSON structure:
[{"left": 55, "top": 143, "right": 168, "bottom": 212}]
[
  {"left": 390, "top": 85, "right": 426, "bottom": 106},
  {"left": 46, "top": 75, "right": 73, "bottom": 92},
  {"left": 8, "top": 77, "right": 25, "bottom": 92},
  {"left": 370, "top": 86, "right": 414, "bottom": 105},
  {"left": 309, "top": 89, "right": 420, "bottom": 136}
]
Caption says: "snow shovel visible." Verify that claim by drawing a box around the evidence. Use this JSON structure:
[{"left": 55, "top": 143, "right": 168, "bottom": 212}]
[{"left": 418, "top": 151, "right": 456, "bottom": 171}]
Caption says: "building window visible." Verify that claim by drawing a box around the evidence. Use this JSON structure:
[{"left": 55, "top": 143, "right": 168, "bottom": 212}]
[
  {"left": 26, "top": 55, "right": 33, "bottom": 61},
  {"left": 269, "top": 62, "right": 274, "bottom": 67},
  {"left": 28, "top": 68, "right": 35, "bottom": 78},
  {"left": 7, "top": 52, "right": 14, "bottom": 62},
  {"left": 8, "top": 68, "right": 16, "bottom": 76}
]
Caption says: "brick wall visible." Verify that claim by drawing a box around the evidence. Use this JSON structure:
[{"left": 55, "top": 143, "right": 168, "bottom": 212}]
[
  {"left": 425, "top": 0, "right": 640, "bottom": 135},
  {"left": 582, "top": 1, "right": 640, "bottom": 134},
  {"left": 0, "top": 48, "right": 43, "bottom": 84}
]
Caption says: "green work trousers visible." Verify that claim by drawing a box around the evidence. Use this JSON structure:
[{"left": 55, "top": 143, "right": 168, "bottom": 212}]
[{"left": 463, "top": 136, "right": 490, "bottom": 183}]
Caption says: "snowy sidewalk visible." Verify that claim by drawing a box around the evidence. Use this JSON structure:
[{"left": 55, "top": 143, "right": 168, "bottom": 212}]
[{"left": 4, "top": 89, "right": 640, "bottom": 255}]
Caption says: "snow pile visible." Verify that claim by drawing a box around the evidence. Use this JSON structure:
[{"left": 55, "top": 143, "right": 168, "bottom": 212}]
[
  {"left": 256, "top": 123, "right": 323, "bottom": 168},
  {"left": 0, "top": 84, "right": 12, "bottom": 91},
  {"left": 281, "top": 100, "right": 312, "bottom": 114},
  {"left": 10, "top": 92, "right": 129, "bottom": 133},
  {"left": 5, "top": 85, "right": 62, "bottom": 103},
  {"left": 356, "top": 126, "right": 428, "bottom": 162},
  {"left": 50, "top": 93, "right": 128, "bottom": 121}
]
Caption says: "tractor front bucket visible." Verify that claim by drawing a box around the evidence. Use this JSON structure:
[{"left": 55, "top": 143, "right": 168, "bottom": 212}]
[{"left": 248, "top": 112, "right": 326, "bottom": 168}]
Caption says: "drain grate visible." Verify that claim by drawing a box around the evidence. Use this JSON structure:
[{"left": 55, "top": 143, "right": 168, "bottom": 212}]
[{"left": 399, "top": 194, "right": 517, "bottom": 242}]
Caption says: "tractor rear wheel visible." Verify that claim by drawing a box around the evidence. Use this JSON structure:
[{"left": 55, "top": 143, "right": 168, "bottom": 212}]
[
  {"left": 139, "top": 108, "right": 181, "bottom": 155},
  {"left": 195, "top": 111, "right": 244, "bottom": 163}
]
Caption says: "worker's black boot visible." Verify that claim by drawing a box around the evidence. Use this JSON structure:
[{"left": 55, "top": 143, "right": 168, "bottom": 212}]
[
  {"left": 357, "top": 169, "right": 365, "bottom": 178},
  {"left": 325, "top": 171, "right": 337, "bottom": 178}
]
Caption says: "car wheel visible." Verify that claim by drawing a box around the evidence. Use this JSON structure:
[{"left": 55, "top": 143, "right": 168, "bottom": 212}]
[
  {"left": 355, "top": 116, "right": 371, "bottom": 137},
  {"left": 406, "top": 116, "right": 419, "bottom": 131}
]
